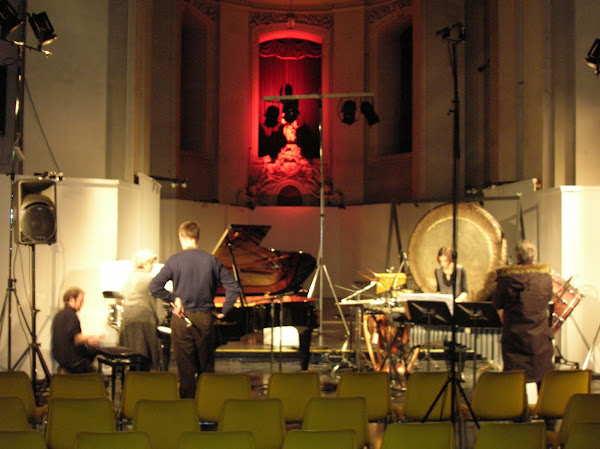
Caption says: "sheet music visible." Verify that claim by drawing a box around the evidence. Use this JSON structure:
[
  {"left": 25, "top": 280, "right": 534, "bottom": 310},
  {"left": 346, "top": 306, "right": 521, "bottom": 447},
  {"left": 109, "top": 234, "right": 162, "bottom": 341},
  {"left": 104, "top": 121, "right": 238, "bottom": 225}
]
[{"left": 397, "top": 292, "right": 454, "bottom": 315}]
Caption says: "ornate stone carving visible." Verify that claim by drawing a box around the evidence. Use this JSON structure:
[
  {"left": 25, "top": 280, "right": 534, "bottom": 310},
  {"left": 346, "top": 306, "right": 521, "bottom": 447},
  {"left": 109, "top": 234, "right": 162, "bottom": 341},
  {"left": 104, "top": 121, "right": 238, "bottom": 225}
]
[
  {"left": 184, "top": 0, "right": 218, "bottom": 21},
  {"left": 366, "top": 0, "right": 412, "bottom": 24},
  {"left": 250, "top": 12, "right": 333, "bottom": 30}
]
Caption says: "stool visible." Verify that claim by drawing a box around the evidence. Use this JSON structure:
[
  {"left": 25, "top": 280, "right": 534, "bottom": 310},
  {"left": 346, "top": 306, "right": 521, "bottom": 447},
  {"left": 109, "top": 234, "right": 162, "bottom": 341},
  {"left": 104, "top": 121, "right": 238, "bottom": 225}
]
[{"left": 97, "top": 346, "right": 146, "bottom": 402}]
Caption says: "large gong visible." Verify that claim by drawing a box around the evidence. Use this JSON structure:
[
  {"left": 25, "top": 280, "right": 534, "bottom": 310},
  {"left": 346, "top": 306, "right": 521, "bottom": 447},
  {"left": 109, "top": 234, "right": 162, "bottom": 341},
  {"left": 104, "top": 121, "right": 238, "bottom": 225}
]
[{"left": 407, "top": 203, "right": 506, "bottom": 301}]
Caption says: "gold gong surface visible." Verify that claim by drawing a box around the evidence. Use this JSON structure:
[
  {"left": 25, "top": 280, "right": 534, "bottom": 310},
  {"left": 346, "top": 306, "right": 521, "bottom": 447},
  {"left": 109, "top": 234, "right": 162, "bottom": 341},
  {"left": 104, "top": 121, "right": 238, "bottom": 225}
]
[{"left": 407, "top": 203, "right": 506, "bottom": 300}]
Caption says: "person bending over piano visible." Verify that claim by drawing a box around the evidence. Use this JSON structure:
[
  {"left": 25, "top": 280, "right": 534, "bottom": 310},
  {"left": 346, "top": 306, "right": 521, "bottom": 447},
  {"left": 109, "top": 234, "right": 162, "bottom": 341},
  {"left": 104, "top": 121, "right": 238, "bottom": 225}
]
[
  {"left": 149, "top": 220, "right": 240, "bottom": 399},
  {"left": 435, "top": 246, "right": 468, "bottom": 302},
  {"left": 119, "top": 249, "right": 161, "bottom": 371},
  {"left": 51, "top": 287, "right": 103, "bottom": 373}
]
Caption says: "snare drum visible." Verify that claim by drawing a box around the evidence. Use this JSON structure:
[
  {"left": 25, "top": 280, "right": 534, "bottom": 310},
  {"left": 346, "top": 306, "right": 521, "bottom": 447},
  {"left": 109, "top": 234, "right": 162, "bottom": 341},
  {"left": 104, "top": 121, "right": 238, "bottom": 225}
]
[{"left": 551, "top": 274, "right": 583, "bottom": 334}]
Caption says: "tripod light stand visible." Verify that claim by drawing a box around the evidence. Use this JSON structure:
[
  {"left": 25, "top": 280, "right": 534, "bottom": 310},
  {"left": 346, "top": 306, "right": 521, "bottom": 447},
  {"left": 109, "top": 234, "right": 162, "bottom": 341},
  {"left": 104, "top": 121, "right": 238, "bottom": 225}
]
[
  {"left": 0, "top": 1, "right": 57, "bottom": 395},
  {"left": 263, "top": 91, "right": 376, "bottom": 346}
]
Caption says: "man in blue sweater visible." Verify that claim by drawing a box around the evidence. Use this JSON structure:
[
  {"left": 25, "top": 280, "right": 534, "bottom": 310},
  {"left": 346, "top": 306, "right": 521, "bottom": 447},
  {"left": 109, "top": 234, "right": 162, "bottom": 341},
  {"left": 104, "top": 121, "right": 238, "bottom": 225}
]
[{"left": 149, "top": 221, "right": 240, "bottom": 398}]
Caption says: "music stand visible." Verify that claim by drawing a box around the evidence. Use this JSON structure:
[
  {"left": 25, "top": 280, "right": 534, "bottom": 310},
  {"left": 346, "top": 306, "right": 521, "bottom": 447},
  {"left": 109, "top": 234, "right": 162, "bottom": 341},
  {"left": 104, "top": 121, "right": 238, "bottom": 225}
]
[
  {"left": 454, "top": 302, "right": 501, "bottom": 389},
  {"left": 407, "top": 300, "right": 452, "bottom": 371}
]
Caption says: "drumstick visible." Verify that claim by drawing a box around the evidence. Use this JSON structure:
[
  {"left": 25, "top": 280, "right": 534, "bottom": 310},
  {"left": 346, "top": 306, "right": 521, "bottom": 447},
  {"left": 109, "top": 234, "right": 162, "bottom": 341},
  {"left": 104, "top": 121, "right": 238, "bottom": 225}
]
[
  {"left": 170, "top": 302, "right": 194, "bottom": 328},
  {"left": 555, "top": 276, "right": 573, "bottom": 302}
]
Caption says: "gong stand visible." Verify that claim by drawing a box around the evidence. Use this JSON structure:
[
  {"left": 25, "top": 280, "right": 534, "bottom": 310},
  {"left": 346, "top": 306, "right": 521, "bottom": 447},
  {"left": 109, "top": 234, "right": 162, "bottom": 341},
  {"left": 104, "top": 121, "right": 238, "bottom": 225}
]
[{"left": 421, "top": 24, "right": 478, "bottom": 437}]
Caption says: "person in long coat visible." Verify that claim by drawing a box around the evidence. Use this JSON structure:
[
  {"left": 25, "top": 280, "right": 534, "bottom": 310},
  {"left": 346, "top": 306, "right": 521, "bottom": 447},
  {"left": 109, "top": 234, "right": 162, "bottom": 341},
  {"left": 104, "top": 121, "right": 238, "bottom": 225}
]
[
  {"left": 492, "top": 240, "right": 554, "bottom": 386},
  {"left": 119, "top": 250, "right": 161, "bottom": 371}
]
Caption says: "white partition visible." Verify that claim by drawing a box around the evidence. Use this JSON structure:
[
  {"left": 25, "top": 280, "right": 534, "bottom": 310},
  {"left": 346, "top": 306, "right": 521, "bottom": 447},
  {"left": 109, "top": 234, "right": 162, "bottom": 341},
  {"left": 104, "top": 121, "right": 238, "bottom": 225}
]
[{"left": 0, "top": 174, "right": 161, "bottom": 373}]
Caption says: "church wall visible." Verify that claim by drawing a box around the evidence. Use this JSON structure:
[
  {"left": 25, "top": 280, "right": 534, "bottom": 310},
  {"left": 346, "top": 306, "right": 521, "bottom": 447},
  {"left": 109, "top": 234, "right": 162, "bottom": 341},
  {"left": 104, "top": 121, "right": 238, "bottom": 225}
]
[
  {"left": 22, "top": 0, "right": 111, "bottom": 179},
  {"left": 217, "top": 3, "right": 252, "bottom": 204},
  {"left": 574, "top": 0, "right": 600, "bottom": 185}
]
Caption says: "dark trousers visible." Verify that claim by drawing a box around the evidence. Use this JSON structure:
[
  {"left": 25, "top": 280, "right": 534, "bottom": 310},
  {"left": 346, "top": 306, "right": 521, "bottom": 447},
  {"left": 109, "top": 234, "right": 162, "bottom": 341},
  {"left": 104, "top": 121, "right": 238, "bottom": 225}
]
[{"left": 170, "top": 310, "right": 215, "bottom": 398}]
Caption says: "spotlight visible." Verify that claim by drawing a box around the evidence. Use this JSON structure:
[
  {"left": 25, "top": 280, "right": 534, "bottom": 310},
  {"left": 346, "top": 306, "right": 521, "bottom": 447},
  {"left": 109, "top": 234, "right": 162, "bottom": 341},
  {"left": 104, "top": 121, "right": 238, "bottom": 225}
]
[
  {"left": 360, "top": 100, "right": 380, "bottom": 126},
  {"left": 0, "top": 0, "right": 22, "bottom": 39},
  {"left": 340, "top": 100, "right": 356, "bottom": 125},
  {"left": 264, "top": 105, "right": 279, "bottom": 128},
  {"left": 28, "top": 11, "right": 56, "bottom": 49},
  {"left": 282, "top": 101, "right": 299, "bottom": 123},
  {"left": 281, "top": 83, "right": 299, "bottom": 123},
  {"left": 585, "top": 38, "right": 600, "bottom": 76}
]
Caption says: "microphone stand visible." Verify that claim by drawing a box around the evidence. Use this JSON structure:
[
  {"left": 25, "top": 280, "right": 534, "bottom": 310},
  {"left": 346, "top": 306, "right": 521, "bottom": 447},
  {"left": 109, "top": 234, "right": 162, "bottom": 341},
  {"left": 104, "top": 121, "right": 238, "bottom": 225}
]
[{"left": 421, "top": 24, "right": 478, "bottom": 442}]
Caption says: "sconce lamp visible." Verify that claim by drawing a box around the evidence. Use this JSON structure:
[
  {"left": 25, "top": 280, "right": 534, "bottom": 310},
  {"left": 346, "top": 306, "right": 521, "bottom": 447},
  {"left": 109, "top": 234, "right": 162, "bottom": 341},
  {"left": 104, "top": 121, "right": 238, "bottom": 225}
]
[
  {"left": 150, "top": 175, "right": 188, "bottom": 189},
  {"left": 585, "top": 38, "right": 600, "bottom": 76}
]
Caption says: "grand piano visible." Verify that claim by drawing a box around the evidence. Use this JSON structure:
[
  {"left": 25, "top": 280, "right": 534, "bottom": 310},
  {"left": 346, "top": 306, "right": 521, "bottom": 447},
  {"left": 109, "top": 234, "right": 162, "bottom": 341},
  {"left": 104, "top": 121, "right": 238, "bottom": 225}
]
[{"left": 211, "top": 224, "right": 317, "bottom": 370}]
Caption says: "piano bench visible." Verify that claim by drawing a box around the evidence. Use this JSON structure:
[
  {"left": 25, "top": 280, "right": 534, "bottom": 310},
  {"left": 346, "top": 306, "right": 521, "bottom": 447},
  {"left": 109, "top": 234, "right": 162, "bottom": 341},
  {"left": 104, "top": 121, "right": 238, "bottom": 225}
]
[{"left": 97, "top": 346, "right": 147, "bottom": 403}]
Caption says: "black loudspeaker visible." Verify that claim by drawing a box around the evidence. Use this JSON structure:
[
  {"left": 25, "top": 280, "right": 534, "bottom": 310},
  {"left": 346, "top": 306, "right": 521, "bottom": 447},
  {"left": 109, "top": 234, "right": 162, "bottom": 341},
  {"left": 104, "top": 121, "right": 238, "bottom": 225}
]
[{"left": 14, "top": 179, "right": 57, "bottom": 245}]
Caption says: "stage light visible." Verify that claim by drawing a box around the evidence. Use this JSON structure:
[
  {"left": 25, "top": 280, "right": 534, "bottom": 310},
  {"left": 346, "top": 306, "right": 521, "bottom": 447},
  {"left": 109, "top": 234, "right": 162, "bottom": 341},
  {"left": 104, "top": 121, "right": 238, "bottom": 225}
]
[
  {"left": 281, "top": 83, "right": 299, "bottom": 124},
  {"left": 360, "top": 100, "right": 380, "bottom": 126},
  {"left": 585, "top": 38, "right": 600, "bottom": 76},
  {"left": 264, "top": 105, "right": 280, "bottom": 128},
  {"left": 0, "top": 0, "right": 22, "bottom": 39},
  {"left": 282, "top": 101, "right": 299, "bottom": 123},
  {"left": 340, "top": 100, "right": 356, "bottom": 125},
  {"left": 28, "top": 11, "right": 56, "bottom": 49}
]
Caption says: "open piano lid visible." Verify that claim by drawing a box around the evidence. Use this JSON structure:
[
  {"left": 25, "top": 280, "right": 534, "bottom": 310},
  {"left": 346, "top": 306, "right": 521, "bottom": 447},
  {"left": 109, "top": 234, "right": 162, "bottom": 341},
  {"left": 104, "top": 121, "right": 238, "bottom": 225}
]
[
  {"left": 212, "top": 224, "right": 315, "bottom": 296},
  {"left": 211, "top": 224, "right": 272, "bottom": 255}
]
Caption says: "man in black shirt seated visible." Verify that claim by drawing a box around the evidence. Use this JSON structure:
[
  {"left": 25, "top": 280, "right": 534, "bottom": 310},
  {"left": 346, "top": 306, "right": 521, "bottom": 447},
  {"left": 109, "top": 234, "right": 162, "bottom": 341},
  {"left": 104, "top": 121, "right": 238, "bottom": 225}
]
[{"left": 51, "top": 287, "right": 103, "bottom": 373}]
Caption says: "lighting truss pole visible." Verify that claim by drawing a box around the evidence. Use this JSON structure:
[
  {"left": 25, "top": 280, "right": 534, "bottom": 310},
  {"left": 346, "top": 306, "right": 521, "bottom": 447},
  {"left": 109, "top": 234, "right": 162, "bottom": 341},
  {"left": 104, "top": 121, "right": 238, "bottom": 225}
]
[{"left": 263, "top": 91, "right": 374, "bottom": 340}]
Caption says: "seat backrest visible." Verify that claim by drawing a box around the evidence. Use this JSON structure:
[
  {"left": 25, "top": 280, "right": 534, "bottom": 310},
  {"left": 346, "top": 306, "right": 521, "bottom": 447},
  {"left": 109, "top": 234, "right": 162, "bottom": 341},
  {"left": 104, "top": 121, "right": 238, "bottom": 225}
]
[
  {"left": 474, "top": 422, "right": 545, "bottom": 449},
  {"left": 381, "top": 422, "right": 454, "bottom": 449},
  {"left": 267, "top": 372, "right": 321, "bottom": 423},
  {"left": 0, "top": 430, "right": 47, "bottom": 449},
  {"left": 74, "top": 431, "right": 152, "bottom": 449},
  {"left": 218, "top": 398, "right": 286, "bottom": 449},
  {"left": 195, "top": 373, "right": 253, "bottom": 423},
  {"left": 0, "top": 371, "right": 37, "bottom": 420},
  {"left": 470, "top": 370, "right": 526, "bottom": 420},
  {"left": 283, "top": 429, "right": 356, "bottom": 449},
  {"left": 557, "top": 394, "right": 600, "bottom": 447},
  {"left": 563, "top": 421, "right": 600, "bottom": 449},
  {"left": 178, "top": 430, "right": 255, "bottom": 449},
  {"left": 301, "top": 397, "right": 369, "bottom": 449},
  {"left": 45, "top": 398, "right": 115, "bottom": 449},
  {"left": 49, "top": 373, "right": 107, "bottom": 399},
  {"left": 401, "top": 371, "right": 452, "bottom": 421},
  {"left": 120, "top": 371, "right": 179, "bottom": 420},
  {"left": 534, "top": 370, "right": 591, "bottom": 419},
  {"left": 336, "top": 371, "right": 391, "bottom": 422},
  {"left": 0, "top": 397, "right": 30, "bottom": 431},
  {"left": 133, "top": 399, "right": 199, "bottom": 449}
]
